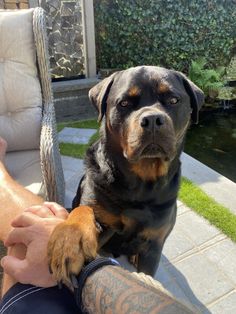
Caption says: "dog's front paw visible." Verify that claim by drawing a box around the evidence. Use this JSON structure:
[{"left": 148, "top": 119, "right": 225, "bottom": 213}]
[{"left": 47, "top": 220, "right": 98, "bottom": 289}]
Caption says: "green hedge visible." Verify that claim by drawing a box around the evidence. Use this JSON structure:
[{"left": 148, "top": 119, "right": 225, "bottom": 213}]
[{"left": 94, "top": 0, "right": 236, "bottom": 72}]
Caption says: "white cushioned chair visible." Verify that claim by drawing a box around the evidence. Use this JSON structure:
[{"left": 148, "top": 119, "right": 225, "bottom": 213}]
[{"left": 0, "top": 8, "right": 65, "bottom": 205}]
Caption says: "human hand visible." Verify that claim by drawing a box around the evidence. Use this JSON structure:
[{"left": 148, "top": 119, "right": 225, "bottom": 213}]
[{"left": 0, "top": 202, "right": 68, "bottom": 287}]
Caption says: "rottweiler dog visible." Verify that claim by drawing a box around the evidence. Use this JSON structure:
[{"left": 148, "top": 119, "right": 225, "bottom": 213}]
[{"left": 48, "top": 66, "right": 204, "bottom": 287}]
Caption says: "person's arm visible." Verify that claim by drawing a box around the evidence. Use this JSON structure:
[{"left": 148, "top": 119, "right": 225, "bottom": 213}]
[{"left": 82, "top": 265, "right": 195, "bottom": 314}]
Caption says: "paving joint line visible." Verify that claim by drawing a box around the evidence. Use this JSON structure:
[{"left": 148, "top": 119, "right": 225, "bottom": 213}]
[
  {"left": 165, "top": 233, "right": 228, "bottom": 265},
  {"left": 206, "top": 288, "right": 236, "bottom": 307}
]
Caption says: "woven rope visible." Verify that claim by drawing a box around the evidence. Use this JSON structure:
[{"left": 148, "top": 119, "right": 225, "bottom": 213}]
[
  {"left": 130, "top": 272, "right": 197, "bottom": 313},
  {"left": 131, "top": 271, "right": 170, "bottom": 294},
  {"left": 33, "top": 7, "right": 65, "bottom": 205}
]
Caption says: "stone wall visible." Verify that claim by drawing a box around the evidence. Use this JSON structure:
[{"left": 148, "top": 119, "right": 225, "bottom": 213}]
[
  {"left": 0, "top": 0, "right": 86, "bottom": 79},
  {"left": 40, "top": 0, "right": 85, "bottom": 79}
]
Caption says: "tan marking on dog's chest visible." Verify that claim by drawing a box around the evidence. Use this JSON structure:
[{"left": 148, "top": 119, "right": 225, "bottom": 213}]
[{"left": 131, "top": 158, "right": 168, "bottom": 181}]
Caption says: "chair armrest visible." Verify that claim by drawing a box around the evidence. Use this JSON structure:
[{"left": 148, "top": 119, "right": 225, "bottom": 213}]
[
  {"left": 40, "top": 102, "right": 65, "bottom": 205},
  {"left": 33, "top": 8, "right": 65, "bottom": 205}
]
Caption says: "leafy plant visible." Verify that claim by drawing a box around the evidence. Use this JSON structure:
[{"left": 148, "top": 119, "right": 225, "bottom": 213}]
[
  {"left": 188, "top": 59, "right": 226, "bottom": 101},
  {"left": 94, "top": 0, "right": 236, "bottom": 72}
]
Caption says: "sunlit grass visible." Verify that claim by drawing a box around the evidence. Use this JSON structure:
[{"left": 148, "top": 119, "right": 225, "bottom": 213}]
[
  {"left": 179, "top": 177, "right": 236, "bottom": 242},
  {"left": 58, "top": 119, "right": 99, "bottom": 158},
  {"left": 57, "top": 119, "right": 99, "bottom": 132}
]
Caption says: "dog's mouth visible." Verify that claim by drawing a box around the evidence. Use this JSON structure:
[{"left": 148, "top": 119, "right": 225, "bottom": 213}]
[
  {"left": 124, "top": 140, "right": 176, "bottom": 162},
  {"left": 140, "top": 143, "right": 167, "bottom": 159}
]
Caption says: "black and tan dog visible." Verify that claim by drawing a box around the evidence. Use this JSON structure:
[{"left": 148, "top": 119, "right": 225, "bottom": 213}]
[{"left": 48, "top": 66, "right": 204, "bottom": 287}]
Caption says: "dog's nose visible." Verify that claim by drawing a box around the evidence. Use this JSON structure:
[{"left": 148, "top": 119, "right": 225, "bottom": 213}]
[{"left": 140, "top": 114, "right": 165, "bottom": 129}]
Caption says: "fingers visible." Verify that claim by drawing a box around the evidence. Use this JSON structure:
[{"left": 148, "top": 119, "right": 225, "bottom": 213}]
[
  {"left": 11, "top": 211, "right": 42, "bottom": 228},
  {"left": 1, "top": 255, "right": 57, "bottom": 288},
  {"left": 24, "top": 205, "right": 55, "bottom": 218},
  {"left": 1, "top": 256, "right": 29, "bottom": 284},
  {"left": 4, "top": 227, "right": 31, "bottom": 247},
  {"left": 43, "top": 202, "right": 68, "bottom": 220},
  {"left": 24, "top": 202, "right": 68, "bottom": 220},
  {"left": 1, "top": 255, "right": 26, "bottom": 283}
]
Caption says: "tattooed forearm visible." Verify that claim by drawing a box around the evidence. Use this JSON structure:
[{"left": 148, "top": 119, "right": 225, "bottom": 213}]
[{"left": 82, "top": 266, "right": 194, "bottom": 314}]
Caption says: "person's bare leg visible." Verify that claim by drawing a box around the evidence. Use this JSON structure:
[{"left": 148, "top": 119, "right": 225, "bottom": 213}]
[
  {"left": 0, "top": 138, "right": 7, "bottom": 163},
  {"left": 0, "top": 138, "right": 44, "bottom": 296}
]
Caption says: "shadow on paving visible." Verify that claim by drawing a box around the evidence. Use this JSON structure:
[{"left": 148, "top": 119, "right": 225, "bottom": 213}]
[{"left": 158, "top": 255, "right": 211, "bottom": 314}]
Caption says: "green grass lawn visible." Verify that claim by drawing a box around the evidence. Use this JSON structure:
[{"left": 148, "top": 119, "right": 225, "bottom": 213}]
[
  {"left": 179, "top": 178, "right": 236, "bottom": 242},
  {"left": 58, "top": 119, "right": 99, "bottom": 158},
  {"left": 58, "top": 119, "right": 236, "bottom": 243},
  {"left": 57, "top": 119, "right": 99, "bottom": 132}
]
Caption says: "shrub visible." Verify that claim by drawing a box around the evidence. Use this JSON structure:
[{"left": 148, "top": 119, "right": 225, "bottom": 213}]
[
  {"left": 188, "top": 58, "right": 226, "bottom": 102},
  {"left": 94, "top": 0, "right": 236, "bottom": 73}
]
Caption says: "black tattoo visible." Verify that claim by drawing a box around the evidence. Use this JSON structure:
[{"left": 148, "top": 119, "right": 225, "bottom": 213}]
[{"left": 82, "top": 266, "right": 194, "bottom": 314}]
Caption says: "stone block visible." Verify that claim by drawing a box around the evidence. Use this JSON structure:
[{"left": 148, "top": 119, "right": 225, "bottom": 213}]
[
  {"left": 58, "top": 127, "right": 97, "bottom": 145},
  {"left": 154, "top": 259, "right": 173, "bottom": 286},
  {"left": 176, "top": 210, "right": 221, "bottom": 246},
  {"left": 19, "top": 2, "right": 28, "bottom": 8},
  {"left": 53, "top": 78, "right": 99, "bottom": 122},
  {"left": 48, "top": 0, "right": 60, "bottom": 9},
  {"left": 167, "top": 253, "right": 234, "bottom": 305},
  {"left": 5, "top": 3, "right": 17, "bottom": 8},
  {"left": 203, "top": 239, "right": 236, "bottom": 285},
  {"left": 55, "top": 96, "right": 97, "bottom": 122},
  {"left": 63, "top": 169, "right": 77, "bottom": 182},
  {"left": 66, "top": 172, "right": 83, "bottom": 195},
  {"left": 162, "top": 224, "right": 195, "bottom": 262},
  {"left": 209, "top": 291, "right": 236, "bottom": 314},
  {"left": 177, "top": 203, "right": 190, "bottom": 215},
  {"left": 61, "top": 15, "right": 75, "bottom": 29},
  {"left": 164, "top": 279, "right": 197, "bottom": 312},
  {"left": 64, "top": 189, "right": 75, "bottom": 209},
  {"left": 61, "top": 1, "right": 75, "bottom": 16},
  {"left": 61, "top": 156, "right": 84, "bottom": 173}
]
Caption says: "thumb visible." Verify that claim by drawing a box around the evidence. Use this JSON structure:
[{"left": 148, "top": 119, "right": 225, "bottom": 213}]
[{"left": 1, "top": 256, "right": 28, "bottom": 283}]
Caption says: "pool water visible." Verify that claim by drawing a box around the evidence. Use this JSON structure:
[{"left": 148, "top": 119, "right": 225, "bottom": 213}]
[{"left": 184, "top": 111, "right": 236, "bottom": 183}]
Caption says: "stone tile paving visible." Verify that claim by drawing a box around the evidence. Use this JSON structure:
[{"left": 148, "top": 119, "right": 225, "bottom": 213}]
[
  {"left": 60, "top": 127, "right": 236, "bottom": 314},
  {"left": 58, "top": 127, "right": 97, "bottom": 145}
]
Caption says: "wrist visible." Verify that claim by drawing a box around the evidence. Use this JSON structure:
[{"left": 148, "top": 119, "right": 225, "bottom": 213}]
[{"left": 73, "top": 256, "right": 120, "bottom": 313}]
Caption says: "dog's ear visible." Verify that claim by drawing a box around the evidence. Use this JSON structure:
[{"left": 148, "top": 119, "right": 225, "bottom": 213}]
[
  {"left": 177, "top": 72, "right": 205, "bottom": 124},
  {"left": 89, "top": 72, "right": 118, "bottom": 122}
]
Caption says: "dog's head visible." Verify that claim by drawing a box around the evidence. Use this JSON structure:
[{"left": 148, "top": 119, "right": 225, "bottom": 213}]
[{"left": 89, "top": 66, "right": 204, "bottom": 179}]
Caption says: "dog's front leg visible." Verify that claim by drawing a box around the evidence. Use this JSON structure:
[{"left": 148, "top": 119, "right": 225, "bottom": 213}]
[
  {"left": 47, "top": 205, "right": 98, "bottom": 289},
  {"left": 137, "top": 241, "right": 164, "bottom": 277}
]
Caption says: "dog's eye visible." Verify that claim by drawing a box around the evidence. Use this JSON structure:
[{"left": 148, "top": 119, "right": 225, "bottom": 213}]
[
  {"left": 169, "top": 97, "right": 179, "bottom": 105},
  {"left": 119, "top": 100, "right": 129, "bottom": 107}
]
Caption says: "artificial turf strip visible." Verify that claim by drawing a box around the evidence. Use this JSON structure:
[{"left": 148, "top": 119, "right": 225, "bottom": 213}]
[{"left": 179, "top": 177, "right": 236, "bottom": 243}]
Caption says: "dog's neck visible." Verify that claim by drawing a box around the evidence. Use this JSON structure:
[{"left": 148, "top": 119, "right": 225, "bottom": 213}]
[{"left": 130, "top": 158, "right": 169, "bottom": 181}]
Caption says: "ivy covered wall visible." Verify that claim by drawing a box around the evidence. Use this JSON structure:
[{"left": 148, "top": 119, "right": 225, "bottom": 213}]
[{"left": 94, "top": 0, "right": 236, "bottom": 72}]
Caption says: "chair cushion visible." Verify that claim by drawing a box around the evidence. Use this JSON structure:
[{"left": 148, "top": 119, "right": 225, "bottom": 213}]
[
  {"left": 0, "top": 9, "right": 42, "bottom": 152},
  {"left": 5, "top": 150, "right": 45, "bottom": 197}
]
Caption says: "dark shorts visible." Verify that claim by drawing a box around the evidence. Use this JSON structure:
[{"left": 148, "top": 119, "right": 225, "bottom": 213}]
[{"left": 0, "top": 283, "right": 78, "bottom": 314}]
